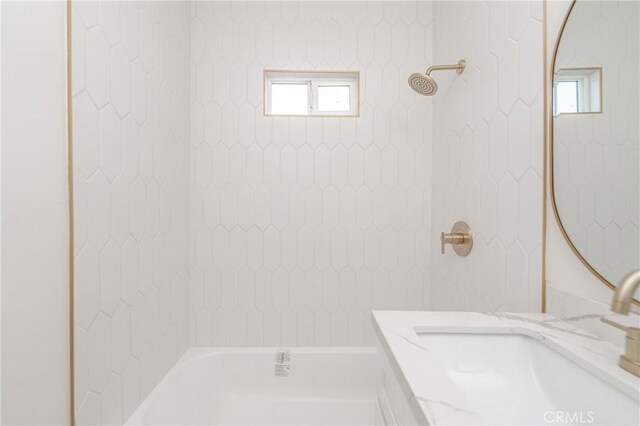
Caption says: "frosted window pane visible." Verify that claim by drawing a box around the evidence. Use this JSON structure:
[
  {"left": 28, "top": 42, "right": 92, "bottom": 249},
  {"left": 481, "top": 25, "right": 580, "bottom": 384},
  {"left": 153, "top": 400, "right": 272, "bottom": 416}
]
[
  {"left": 271, "top": 83, "right": 309, "bottom": 115},
  {"left": 318, "top": 86, "right": 350, "bottom": 112}
]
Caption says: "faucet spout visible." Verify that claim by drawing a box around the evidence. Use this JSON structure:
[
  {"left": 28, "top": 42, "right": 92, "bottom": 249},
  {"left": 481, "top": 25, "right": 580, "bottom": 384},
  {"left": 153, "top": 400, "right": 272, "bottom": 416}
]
[
  {"left": 603, "top": 269, "right": 640, "bottom": 377},
  {"left": 611, "top": 270, "right": 640, "bottom": 315}
]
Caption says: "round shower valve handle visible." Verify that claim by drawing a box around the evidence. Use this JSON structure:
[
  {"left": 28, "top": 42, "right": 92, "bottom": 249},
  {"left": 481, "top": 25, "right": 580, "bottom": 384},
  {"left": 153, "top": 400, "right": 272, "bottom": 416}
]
[{"left": 440, "top": 221, "right": 473, "bottom": 256}]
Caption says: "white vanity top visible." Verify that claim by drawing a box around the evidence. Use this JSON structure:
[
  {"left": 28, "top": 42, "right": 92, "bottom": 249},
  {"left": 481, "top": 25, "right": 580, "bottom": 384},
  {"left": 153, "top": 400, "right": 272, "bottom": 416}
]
[{"left": 372, "top": 311, "right": 640, "bottom": 425}]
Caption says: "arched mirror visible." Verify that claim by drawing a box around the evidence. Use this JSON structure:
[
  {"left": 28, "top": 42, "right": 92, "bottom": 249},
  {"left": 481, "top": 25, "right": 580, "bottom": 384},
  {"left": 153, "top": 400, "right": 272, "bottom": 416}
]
[{"left": 552, "top": 0, "right": 639, "bottom": 291}]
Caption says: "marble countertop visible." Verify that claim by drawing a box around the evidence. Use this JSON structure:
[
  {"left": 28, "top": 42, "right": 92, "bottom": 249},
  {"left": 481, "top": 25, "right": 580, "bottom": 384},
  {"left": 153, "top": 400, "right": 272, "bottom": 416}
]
[{"left": 372, "top": 311, "right": 640, "bottom": 425}]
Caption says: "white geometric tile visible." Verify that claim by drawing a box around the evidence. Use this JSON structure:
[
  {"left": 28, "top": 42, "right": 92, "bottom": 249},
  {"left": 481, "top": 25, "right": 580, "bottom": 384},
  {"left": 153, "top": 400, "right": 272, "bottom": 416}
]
[
  {"left": 98, "top": 104, "right": 121, "bottom": 181},
  {"left": 76, "top": 392, "right": 101, "bottom": 426},
  {"left": 120, "top": 2, "right": 139, "bottom": 58},
  {"left": 110, "top": 44, "right": 131, "bottom": 117},
  {"left": 75, "top": 93, "right": 100, "bottom": 179},
  {"left": 99, "top": 240, "right": 122, "bottom": 316},
  {"left": 518, "top": 169, "right": 543, "bottom": 253},
  {"left": 76, "top": 246, "right": 101, "bottom": 330},
  {"left": 120, "top": 116, "right": 139, "bottom": 182},
  {"left": 130, "top": 59, "right": 147, "bottom": 124},
  {"left": 85, "top": 27, "right": 110, "bottom": 108},
  {"left": 196, "top": 61, "right": 214, "bottom": 104},
  {"left": 100, "top": 374, "right": 123, "bottom": 426},
  {"left": 87, "top": 171, "right": 111, "bottom": 250},
  {"left": 111, "top": 303, "right": 131, "bottom": 375},
  {"left": 75, "top": 3, "right": 191, "bottom": 422},
  {"left": 110, "top": 176, "right": 130, "bottom": 245},
  {"left": 98, "top": 1, "right": 121, "bottom": 46},
  {"left": 507, "top": 101, "right": 532, "bottom": 180},
  {"left": 431, "top": 0, "right": 543, "bottom": 313},
  {"left": 488, "top": 111, "right": 508, "bottom": 181},
  {"left": 74, "top": 1, "right": 98, "bottom": 29},
  {"left": 122, "top": 358, "right": 140, "bottom": 421},
  {"left": 88, "top": 312, "right": 111, "bottom": 393},
  {"left": 75, "top": 326, "right": 89, "bottom": 412},
  {"left": 121, "top": 238, "right": 139, "bottom": 305}
]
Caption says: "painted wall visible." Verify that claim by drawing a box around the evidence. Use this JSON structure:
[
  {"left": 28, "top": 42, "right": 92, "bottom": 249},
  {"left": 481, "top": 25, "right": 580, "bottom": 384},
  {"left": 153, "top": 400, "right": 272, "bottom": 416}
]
[
  {"left": 545, "top": 0, "right": 640, "bottom": 346},
  {"left": 429, "top": 0, "right": 544, "bottom": 312},
  {"left": 1, "top": 1, "right": 70, "bottom": 424},
  {"left": 71, "top": 2, "right": 191, "bottom": 423},
  {"left": 1, "top": 1, "right": 3, "bottom": 420},
  {"left": 189, "top": 1, "right": 434, "bottom": 347}
]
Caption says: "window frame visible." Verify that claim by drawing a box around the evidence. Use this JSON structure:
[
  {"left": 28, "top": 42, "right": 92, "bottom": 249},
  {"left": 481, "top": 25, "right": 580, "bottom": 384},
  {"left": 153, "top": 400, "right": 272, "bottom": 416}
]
[
  {"left": 264, "top": 70, "right": 360, "bottom": 117},
  {"left": 553, "top": 67, "right": 602, "bottom": 116}
]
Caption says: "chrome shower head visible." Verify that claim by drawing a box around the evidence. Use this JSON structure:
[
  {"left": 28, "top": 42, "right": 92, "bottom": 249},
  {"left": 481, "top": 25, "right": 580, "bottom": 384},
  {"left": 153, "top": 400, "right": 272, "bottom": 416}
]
[
  {"left": 408, "top": 59, "right": 466, "bottom": 97},
  {"left": 408, "top": 73, "right": 438, "bottom": 96}
]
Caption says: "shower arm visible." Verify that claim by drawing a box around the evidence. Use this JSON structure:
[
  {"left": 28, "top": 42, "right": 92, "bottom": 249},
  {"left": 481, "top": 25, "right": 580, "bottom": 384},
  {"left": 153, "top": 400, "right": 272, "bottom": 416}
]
[{"left": 426, "top": 60, "right": 466, "bottom": 76}]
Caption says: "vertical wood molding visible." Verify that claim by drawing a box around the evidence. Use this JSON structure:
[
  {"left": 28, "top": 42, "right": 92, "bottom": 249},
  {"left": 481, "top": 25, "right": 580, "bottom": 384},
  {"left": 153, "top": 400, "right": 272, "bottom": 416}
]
[
  {"left": 542, "top": 0, "right": 548, "bottom": 313},
  {"left": 66, "top": 0, "right": 75, "bottom": 424}
]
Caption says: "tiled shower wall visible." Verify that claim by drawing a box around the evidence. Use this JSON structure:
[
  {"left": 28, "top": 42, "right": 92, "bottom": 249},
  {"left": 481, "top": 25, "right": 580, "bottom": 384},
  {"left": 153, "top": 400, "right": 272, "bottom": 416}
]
[
  {"left": 72, "top": 2, "right": 190, "bottom": 423},
  {"left": 430, "top": 1, "right": 544, "bottom": 312},
  {"left": 69, "top": 1, "right": 550, "bottom": 422},
  {"left": 189, "top": 1, "right": 434, "bottom": 347}
]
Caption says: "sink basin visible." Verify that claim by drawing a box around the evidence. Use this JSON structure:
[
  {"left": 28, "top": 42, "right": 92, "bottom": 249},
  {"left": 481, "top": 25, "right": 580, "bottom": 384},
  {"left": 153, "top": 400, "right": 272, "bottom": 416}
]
[{"left": 418, "top": 333, "right": 639, "bottom": 425}]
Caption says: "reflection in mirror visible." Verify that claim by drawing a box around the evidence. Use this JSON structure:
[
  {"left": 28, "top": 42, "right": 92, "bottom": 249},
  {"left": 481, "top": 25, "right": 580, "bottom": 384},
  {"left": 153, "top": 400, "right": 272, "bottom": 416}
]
[
  {"left": 553, "top": 0, "right": 639, "bottom": 287},
  {"left": 553, "top": 68, "right": 602, "bottom": 115}
]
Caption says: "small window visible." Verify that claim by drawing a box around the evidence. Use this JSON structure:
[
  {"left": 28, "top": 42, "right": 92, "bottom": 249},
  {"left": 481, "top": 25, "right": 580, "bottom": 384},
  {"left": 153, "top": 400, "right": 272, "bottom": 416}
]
[
  {"left": 553, "top": 68, "right": 602, "bottom": 115},
  {"left": 555, "top": 81, "right": 579, "bottom": 113},
  {"left": 264, "top": 70, "right": 359, "bottom": 117},
  {"left": 270, "top": 83, "right": 309, "bottom": 115},
  {"left": 317, "top": 85, "right": 350, "bottom": 112}
]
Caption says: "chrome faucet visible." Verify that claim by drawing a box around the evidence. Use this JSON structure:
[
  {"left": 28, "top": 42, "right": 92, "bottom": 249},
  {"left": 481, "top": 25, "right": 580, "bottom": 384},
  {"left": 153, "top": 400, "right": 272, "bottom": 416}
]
[{"left": 602, "top": 269, "right": 640, "bottom": 377}]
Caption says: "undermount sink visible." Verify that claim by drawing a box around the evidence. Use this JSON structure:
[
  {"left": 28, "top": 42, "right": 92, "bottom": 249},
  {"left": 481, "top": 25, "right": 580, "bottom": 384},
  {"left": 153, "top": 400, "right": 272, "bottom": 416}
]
[{"left": 418, "top": 333, "right": 640, "bottom": 425}]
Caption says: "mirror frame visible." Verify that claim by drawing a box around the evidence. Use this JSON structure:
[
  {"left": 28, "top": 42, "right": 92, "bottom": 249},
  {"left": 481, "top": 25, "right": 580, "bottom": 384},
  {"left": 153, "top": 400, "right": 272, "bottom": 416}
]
[{"left": 549, "top": 0, "right": 639, "bottom": 305}]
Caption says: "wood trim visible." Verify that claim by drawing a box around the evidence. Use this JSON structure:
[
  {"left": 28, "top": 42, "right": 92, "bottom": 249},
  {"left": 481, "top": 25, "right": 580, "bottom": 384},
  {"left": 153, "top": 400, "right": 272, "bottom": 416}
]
[{"left": 66, "top": 1, "right": 76, "bottom": 424}]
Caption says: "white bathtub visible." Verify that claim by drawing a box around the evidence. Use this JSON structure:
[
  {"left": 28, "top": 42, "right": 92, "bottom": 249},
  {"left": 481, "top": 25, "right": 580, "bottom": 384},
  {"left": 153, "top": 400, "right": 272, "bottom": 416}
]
[{"left": 126, "top": 347, "right": 387, "bottom": 425}]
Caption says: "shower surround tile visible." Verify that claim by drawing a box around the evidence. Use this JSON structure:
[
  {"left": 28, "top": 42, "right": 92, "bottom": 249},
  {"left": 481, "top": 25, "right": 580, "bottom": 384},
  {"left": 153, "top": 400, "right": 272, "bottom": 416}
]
[
  {"left": 430, "top": 0, "right": 544, "bottom": 312},
  {"left": 72, "top": 2, "right": 191, "bottom": 424},
  {"left": 189, "top": 1, "right": 434, "bottom": 347},
  {"left": 70, "top": 2, "right": 549, "bottom": 423}
]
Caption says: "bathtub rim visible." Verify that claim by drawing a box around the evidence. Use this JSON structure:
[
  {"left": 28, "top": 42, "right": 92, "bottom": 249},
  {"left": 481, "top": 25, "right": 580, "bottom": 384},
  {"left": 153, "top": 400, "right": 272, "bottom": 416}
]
[{"left": 125, "top": 346, "right": 379, "bottom": 426}]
